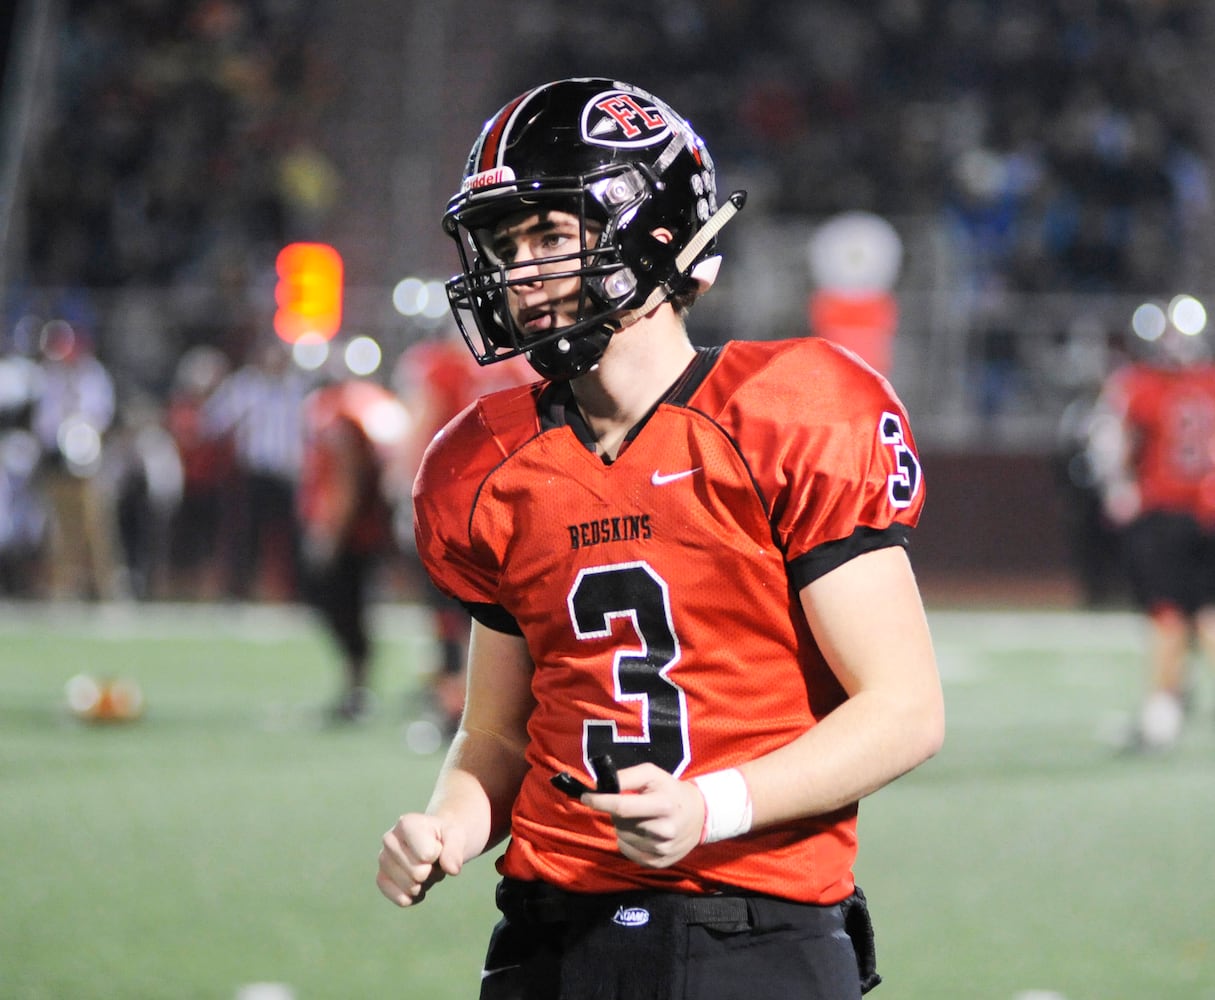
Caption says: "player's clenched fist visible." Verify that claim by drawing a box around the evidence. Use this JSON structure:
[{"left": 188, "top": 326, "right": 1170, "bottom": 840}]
[{"left": 376, "top": 813, "right": 464, "bottom": 907}]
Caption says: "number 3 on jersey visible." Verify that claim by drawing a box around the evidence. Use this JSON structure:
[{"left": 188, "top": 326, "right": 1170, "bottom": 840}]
[
  {"left": 567, "top": 562, "right": 691, "bottom": 777},
  {"left": 880, "top": 410, "right": 922, "bottom": 509}
]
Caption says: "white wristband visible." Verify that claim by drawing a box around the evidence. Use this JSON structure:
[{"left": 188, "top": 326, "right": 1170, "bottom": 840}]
[{"left": 692, "top": 768, "right": 753, "bottom": 844}]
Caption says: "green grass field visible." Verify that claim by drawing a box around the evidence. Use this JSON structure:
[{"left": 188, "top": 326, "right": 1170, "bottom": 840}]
[{"left": 1, "top": 600, "right": 1212, "bottom": 999}]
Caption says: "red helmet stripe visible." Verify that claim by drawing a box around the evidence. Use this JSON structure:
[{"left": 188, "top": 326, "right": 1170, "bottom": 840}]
[{"left": 477, "top": 89, "right": 538, "bottom": 173}]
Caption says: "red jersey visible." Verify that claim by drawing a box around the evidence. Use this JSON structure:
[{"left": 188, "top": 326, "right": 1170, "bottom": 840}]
[
  {"left": 1103, "top": 361, "right": 1215, "bottom": 524},
  {"left": 413, "top": 338, "right": 925, "bottom": 904},
  {"left": 298, "top": 380, "right": 408, "bottom": 552},
  {"left": 393, "top": 338, "right": 533, "bottom": 489}
]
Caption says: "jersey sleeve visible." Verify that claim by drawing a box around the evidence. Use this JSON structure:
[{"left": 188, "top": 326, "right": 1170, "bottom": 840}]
[
  {"left": 411, "top": 384, "right": 542, "bottom": 623},
  {"left": 411, "top": 403, "right": 504, "bottom": 606},
  {"left": 709, "top": 339, "right": 925, "bottom": 589}
]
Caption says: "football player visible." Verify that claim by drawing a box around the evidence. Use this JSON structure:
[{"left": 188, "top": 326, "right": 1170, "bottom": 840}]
[
  {"left": 376, "top": 78, "right": 944, "bottom": 999},
  {"left": 1087, "top": 299, "right": 1215, "bottom": 750},
  {"left": 297, "top": 369, "right": 408, "bottom": 722}
]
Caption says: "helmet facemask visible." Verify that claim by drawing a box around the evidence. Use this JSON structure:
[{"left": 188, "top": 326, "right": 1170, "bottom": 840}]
[{"left": 444, "top": 164, "right": 667, "bottom": 379}]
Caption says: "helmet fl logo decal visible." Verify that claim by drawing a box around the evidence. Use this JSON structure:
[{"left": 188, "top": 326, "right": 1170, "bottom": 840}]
[{"left": 582, "top": 90, "right": 672, "bottom": 148}]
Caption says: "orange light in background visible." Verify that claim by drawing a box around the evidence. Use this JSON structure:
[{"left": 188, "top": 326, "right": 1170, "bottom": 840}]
[{"left": 274, "top": 242, "right": 344, "bottom": 342}]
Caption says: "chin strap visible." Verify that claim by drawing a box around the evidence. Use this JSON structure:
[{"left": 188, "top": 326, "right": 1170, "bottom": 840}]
[{"left": 618, "top": 189, "right": 748, "bottom": 325}]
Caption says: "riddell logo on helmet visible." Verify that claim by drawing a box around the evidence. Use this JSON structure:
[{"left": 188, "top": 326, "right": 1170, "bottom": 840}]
[
  {"left": 582, "top": 91, "right": 672, "bottom": 148},
  {"left": 463, "top": 166, "right": 517, "bottom": 194}
]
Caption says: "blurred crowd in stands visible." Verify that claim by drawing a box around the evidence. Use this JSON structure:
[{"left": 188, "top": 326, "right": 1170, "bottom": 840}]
[
  {"left": 1, "top": 0, "right": 1212, "bottom": 606},
  {"left": 1, "top": 0, "right": 347, "bottom": 599},
  {"left": 511, "top": 0, "right": 1210, "bottom": 298},
  {"left": 14, "top": 0, "right": 342, "bottom": 391}
]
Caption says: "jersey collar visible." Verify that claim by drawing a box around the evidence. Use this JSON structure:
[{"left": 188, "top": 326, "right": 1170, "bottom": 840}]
[{"left": 537, "top": 346, "right": 721, "bottom": 462}]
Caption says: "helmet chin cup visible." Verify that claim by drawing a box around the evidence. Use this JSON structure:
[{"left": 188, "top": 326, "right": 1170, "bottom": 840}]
[{"left": 527, "top": 327, "right": 613, "bottom": 380}]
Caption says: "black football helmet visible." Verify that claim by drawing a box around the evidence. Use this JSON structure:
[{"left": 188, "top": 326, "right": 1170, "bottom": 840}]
[{"left": 442, "top": 78, "right": 745, "bottom": 379}]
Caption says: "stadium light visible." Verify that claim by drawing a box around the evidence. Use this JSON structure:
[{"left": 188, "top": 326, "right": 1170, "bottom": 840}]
[
  {"left": 344, "top": 335, "right": 382, "bottom": 376},
  {"left": 392, "top": 277, "right": 427, "bottom": 316},
  {"left": 1168, "top": 294, "right": 1207, "bottom": 337},
  {"left": 1131, "top": 301, "right": 1167, "bottom": 342},
  {"left": 422, "top": 280, "right": 449, "bottom": 318},
  {"left": 292, "top": 333, "right": 331, "bottom": 371},
  {"left": 392, "top": 277, "right": 452, "bottom": 320}
]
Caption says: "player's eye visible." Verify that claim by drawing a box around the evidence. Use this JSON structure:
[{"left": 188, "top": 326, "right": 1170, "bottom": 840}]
[{"left": 540, "top": 230, "right": 574, "bottom": 253}]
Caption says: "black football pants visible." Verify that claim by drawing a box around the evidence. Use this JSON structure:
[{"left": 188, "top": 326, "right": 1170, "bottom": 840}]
[{"left": 479, "top": 878, "right": 877, "bottom": 1000}]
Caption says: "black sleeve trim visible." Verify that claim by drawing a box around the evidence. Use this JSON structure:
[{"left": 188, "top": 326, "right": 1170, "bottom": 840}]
[
  {"left": 788, "top": 524, "right": 912, "bottom": 591},
  {"left": 461, "top": 601, "right": 524, "bottom": 636}
]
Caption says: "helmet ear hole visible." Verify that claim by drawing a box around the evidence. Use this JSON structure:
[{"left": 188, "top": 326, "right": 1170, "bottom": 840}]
[{"left": 617, "top": 227, "right": 681, "bottom": 286}]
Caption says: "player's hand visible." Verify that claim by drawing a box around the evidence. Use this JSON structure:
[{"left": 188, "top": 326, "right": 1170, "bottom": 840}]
[
  {"left": 376, "top": 813, "right": 465, "bottom": 907},
  {"left": 581, "top": 763, "right": 705, "bottom": 869}
]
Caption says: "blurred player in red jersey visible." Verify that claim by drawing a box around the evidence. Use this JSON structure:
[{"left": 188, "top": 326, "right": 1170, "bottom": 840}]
[
  {"left": 298, "top": 364, "right": 410, "bottom": 722},
  {"left": 392, "top": 329, "right": 531, "bottom": 737},
  {"left": 376, "top": 79, "right": 944, "bottom": 999},
  {"left": 1087, "top": 298, "right": 1215, "bottom": 750}
]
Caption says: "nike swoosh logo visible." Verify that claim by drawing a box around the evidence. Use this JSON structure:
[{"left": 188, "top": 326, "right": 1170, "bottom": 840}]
[{"left": 651, "top": 468, "right": 700, "bottom": 486}]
